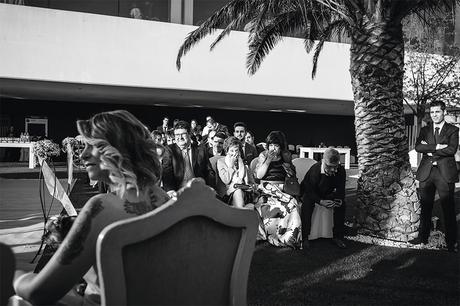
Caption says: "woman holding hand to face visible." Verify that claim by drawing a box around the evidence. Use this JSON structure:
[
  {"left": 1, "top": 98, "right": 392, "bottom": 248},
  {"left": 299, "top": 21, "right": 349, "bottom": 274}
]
[
  {"left": 13, "top": 110, "right": 169, "bottom": 305},
  {"left": 253, "top": 131, "right": 302, "bottom": 248},
  {"left": 217, "top": 136, "right": 252, "bottom": 208}
]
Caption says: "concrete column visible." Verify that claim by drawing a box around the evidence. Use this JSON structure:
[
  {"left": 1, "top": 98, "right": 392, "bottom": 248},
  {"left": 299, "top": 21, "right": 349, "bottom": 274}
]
[
  {"left": 169, "top": 0, "right": 181, "bottom": 24},
  {"left": 455, "top": 4, "right": 460, "bottom": 46},
  {"left": 183, "top": 0, "right": 193, "bottom": 25}
]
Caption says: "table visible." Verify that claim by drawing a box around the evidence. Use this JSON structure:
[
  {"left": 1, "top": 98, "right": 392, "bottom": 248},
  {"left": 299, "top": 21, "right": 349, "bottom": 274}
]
[
  {"left": 298, "top": 147, "right": 351, "bottom": 169},
  {"left": 0, "top": 142, "right": 36, "bottom": 168}
]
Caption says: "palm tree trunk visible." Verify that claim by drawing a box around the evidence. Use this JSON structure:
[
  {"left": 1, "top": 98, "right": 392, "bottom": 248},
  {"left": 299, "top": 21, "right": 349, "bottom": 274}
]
[{"left": 350, "top": 19, "right": 421, "bottom": 241}]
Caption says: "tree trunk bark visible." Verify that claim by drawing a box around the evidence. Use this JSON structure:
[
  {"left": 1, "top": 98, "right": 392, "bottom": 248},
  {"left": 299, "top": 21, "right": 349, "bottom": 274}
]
[{"left": 350, "top": 19, "right": 421, "bottom": 241}]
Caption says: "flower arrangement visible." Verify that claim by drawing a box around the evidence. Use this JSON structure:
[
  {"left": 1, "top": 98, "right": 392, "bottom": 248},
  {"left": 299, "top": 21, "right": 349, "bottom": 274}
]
[
  {"left": 62, "top": 136, "right": 85, "bottom": 167},
  {"left": 33, "top": 139, "right": 61, "bottom": 160},
  {"left": 42, "top": 214, "right": 77, "bottom": 250}
]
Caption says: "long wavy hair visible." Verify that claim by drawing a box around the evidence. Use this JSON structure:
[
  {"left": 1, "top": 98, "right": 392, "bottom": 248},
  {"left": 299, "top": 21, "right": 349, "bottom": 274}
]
[{"left": 77, "top": 110, "right": 161, "bottom": 197}]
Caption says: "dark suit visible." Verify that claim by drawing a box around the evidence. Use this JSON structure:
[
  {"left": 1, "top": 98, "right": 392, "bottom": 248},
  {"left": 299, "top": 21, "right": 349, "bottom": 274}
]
[
  {"left": 242, "top": 142, "right": 258, "bottom": 166},
  {"left": 300, "top": 162, "right": 346, "bottom": 240},
  {"left": 162, "top": 143, "right": 215, "bottom": 192},
  {"left": 157, "top": 125, "right": 169, "bottom": 133},
  {"left": 415, "top": 122, "right": 458, "bottom": 248}
]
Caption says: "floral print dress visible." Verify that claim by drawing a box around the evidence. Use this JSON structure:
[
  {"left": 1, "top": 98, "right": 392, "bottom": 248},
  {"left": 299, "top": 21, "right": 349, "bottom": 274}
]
[{"left": 254, "top": 181, "right": 302, "bottom": 248}]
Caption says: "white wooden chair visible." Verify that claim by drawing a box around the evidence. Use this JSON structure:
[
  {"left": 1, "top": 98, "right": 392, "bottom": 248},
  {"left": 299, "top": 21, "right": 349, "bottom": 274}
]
[
  {"left": 292, "top": 157, "right": 317, "bottom": 183},
  {"left": 96, "top": 179, "right": 259, "bottom": 306},
  {"left": 249, "top": 158, "right": 259, "bottom": 183},
  {"left": 209, "top": 155, "right": 226, "bottom": 198}
]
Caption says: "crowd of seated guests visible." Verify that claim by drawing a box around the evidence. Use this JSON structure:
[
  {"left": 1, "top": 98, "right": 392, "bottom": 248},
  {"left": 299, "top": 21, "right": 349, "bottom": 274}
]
[
  {"left": 9, "top": 111, "right": 348, "bottom": 305},
  {"left": 151, "top": 116, "right": 305, "bottom": 249}
]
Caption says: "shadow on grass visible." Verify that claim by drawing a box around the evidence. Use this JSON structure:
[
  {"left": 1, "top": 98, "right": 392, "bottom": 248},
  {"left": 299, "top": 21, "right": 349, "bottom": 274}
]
[{"left": 248, "top": 240, "right": 459, "bottom": 305}]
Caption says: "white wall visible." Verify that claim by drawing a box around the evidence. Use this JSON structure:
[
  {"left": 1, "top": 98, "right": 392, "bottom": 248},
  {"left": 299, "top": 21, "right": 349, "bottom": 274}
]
[{"left": 0, "top": 4, "right": 353, "bottom": 102}]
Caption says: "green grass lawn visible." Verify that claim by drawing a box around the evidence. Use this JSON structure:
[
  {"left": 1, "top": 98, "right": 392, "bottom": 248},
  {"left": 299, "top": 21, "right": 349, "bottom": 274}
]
[{"left": 248, "top": 240, "right": 459, "bottom": 305}]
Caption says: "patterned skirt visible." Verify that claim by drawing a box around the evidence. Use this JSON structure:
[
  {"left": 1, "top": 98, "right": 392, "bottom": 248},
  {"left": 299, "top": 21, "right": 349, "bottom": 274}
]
[{"left": 254, "top": 182, "right": 302, "bottom": 248}]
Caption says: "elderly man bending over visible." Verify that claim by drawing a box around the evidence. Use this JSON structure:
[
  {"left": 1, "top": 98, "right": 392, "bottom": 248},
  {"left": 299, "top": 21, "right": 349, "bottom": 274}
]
[{"left": 300, "top": 147, "right": 347, "bottom": 249}]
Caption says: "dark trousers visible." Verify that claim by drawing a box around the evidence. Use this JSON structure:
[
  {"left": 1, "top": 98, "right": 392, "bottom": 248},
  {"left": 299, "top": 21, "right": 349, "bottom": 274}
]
[
  {"left": 418, "top": 166, "right": 457, "bottom": 248},
  {"left": 301, "top": 198, "right": 346, "bottom": 240}
]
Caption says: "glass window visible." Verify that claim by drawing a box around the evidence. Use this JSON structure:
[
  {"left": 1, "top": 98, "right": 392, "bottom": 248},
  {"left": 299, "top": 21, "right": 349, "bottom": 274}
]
[
  {"left": 193, "top": 0, "right": 229, "bottom": 26},
  {"left": 48, "top": 0, "right": 118, "bottom": 16},
  {"left": 119, "top": 0, "right": 169, "bottom": 21}
]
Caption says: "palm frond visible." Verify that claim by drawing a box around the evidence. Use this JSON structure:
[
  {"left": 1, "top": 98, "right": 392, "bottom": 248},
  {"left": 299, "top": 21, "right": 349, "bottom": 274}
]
[
  {"left": 176, "top": 0, "right": 249, "bottom": 70},
  {"left": 312, "top": 18, "right": 350, "bottom": 78},
  {"left": 245, "top": 1, "right": 270, "bottom": 35},
  {"left": 394, "top": 0, "right": 459, "bottom": 22},
  {"left": 246, "top": 9, "right": 305, "bottom": 75}
]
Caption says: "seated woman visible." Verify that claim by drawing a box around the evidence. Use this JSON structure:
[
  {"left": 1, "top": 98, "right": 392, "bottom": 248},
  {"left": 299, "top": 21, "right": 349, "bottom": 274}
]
[
  {"left": 217, "top": 136, "right": 252, "bottom": 208},
  {"left": 13, "top": 110, "right": 170, "bottom": 305},
  {"left": 253, "top": 131, "right": 302, "bottom": 248}
]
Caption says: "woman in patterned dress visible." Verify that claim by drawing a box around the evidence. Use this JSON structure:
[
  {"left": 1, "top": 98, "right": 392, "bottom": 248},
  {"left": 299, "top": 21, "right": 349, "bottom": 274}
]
[{"left": 253, "top": 131, "right": 302, "bottom": 248}]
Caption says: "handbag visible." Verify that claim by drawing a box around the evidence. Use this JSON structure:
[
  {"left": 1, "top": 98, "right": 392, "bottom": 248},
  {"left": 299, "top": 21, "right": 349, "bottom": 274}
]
[{"left": 283, "top": 175, "right": 300, "bottom": 196}]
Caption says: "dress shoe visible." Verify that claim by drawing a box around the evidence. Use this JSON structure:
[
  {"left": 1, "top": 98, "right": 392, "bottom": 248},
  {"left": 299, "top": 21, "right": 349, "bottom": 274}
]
[
  {"left": 302, "top": 239, "right": 310, "bottom": 250},
  {"left": 332, "top": 238, "right": 347, "bottom": 249},
  {"left": 408, "top": 237, "right": 428, "bottom": 245},
  {"left": 447, "top": 244, "right": 458, "bottom": 253}
]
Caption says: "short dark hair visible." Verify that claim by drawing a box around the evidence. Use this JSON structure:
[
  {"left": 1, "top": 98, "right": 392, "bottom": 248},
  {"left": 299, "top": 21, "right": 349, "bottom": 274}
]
[
  {"left": 224, "top": 136, "right": 241, "bottom": 152},
  {"left": 174, "top": 120, "right": 190, "bottom": 133},
  {"left": 166, "top": 129, "right": 174, "bottom": 137},
  {"left": 266, "top": 131, "right": 287, "bottom": 150},
  {"left": 233, "top": 122, "right": 247, "bottom": 130},
  {"left": 214, "top": 132, "right": 227, "bottom": 140},
  {"left": 429, "top": 100, "right": 446, "bottom": 111},
  {"left": 151, "top": 130, "right": 163, "bottom": 137}
]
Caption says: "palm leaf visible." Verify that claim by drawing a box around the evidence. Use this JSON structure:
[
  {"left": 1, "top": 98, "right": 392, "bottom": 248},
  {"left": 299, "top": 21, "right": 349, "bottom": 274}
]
[
  {"left": 394, "top": 0, "right": 459, "bottom": 22},
  {"left": 176, "top": 0, "right": 249, "bottom": 70},
  {"left": 312, "top": 18, "right": 350, "bottom": 78},
  {"left": 246, "top": 9, "right": 305, "bottom": 75}
]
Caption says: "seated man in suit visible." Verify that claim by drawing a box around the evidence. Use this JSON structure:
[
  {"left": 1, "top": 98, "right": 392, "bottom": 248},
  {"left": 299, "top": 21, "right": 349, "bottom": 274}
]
[
  {"left": 162, "top": 121, "right": 215, "bottom": 198},
  {"left": 233, "top": 122, "right": 258, "bottom": 166},
  {"left": 415, "top": 100, "right": 458, "bottom": 252},
  {"left": 300, "top": 148, "right": 347, "bottom": 249}
]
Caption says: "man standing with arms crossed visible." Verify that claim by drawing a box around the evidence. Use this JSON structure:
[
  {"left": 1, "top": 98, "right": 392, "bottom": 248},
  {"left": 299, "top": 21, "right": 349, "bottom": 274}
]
[{"left": 415, "top": 100, "right": 458, "bottom": 252}]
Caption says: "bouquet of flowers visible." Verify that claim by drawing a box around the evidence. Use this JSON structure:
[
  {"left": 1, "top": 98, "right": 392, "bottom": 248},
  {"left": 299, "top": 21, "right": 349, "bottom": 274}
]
[
  {"left": 42, "top": 214, "right": 77, "bottom": 250},
  {"left": 62, "top": 136, "right": 85, "bottom": 167},
  {"left": 33, "top": 139, "right": 61, "bottom": 160}
]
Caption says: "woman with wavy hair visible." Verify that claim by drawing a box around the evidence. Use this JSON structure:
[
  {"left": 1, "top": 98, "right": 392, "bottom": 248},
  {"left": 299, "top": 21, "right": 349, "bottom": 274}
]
[
  {"left": 217, "top": 136, "right": 252, "bottom": 208},
  {"left": 253, "top": 131, "right": 302, "bottom": 248},
  {"left": 13, "top": 110, "right": 170, "bottom": 305}
]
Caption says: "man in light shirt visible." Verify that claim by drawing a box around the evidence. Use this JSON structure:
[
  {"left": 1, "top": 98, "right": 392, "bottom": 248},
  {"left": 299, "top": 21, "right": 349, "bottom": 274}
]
[{"left": 415, "top": 100, "right": 458, "bottom": 252}]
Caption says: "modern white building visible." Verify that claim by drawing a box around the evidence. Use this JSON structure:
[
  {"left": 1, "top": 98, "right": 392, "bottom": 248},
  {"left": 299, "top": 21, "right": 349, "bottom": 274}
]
[{"left": 0, "top": 1, "right": 458, "bottom": 158}]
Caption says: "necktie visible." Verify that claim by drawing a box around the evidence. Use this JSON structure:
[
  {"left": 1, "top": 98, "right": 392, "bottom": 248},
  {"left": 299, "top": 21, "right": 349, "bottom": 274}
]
[
  {"left": 434, "top": 127, "right": 440, "bottom": 144},
  {"left": 182, "top": 148, "right": 194, "bottom": 186}
]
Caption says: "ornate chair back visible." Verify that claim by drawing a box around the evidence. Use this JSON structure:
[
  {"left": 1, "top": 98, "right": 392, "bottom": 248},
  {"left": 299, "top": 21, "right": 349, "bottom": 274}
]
[
  {"left": 292, "top": 157, "right": 317, "bottom": 183},
  {"left": 96, "top": 180, "right": 259, "bottom": 306}
]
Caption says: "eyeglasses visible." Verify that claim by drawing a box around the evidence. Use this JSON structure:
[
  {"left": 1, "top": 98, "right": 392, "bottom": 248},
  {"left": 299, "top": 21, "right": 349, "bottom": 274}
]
[{"left": 174, "top": 132, "right": 188, "bottom": 138}]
